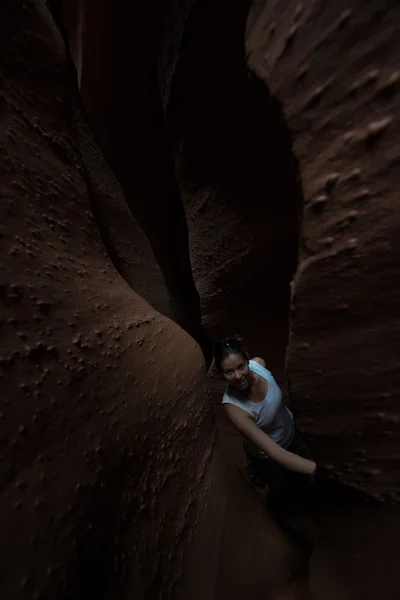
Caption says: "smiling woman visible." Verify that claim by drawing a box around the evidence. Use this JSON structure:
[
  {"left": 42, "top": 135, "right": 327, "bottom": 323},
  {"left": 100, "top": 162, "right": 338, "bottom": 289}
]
[{"left": 213, "top": 337, "right": 320, "bottom": 550}]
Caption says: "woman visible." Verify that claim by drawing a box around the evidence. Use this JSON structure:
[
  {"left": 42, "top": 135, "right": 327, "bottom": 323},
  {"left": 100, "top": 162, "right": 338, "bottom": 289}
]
[{"left": 214, "top": 337, "right": 320, "bottom": 548}]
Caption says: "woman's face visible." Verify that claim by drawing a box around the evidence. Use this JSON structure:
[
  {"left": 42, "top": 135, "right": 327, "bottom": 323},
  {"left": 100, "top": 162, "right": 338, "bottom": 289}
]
[{"left": 221, "top": 352, "right": 250, "bottom": 391}]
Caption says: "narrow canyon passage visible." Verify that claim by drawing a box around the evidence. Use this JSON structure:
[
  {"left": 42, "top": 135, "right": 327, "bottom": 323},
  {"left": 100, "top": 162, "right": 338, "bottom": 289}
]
[{"left": 0, "top": 1, "right": 400, "bottom": 600}]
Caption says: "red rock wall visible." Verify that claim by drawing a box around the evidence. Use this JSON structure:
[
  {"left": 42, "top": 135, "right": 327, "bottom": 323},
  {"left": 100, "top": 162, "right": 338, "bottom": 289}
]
[
  {"left": 0, "top": 1, "right": 297, "bottom": 598},
  {"left": 247, "top": 0, "right": 400, "bottom": 499}
]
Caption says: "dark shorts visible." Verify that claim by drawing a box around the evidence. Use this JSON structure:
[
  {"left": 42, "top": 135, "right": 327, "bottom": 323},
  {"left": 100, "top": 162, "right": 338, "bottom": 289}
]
[{"left": 244, "top": 430, "right": 319, "bottom": 518}]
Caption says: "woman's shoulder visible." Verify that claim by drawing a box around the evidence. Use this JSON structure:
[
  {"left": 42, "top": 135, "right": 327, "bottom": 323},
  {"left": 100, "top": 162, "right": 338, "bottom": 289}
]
[
  {"left": 250, "top": 356, "right": 266, "bottom": 367},
  {"left": 249, "top": 358, "right": 272, "bottom": 378}
]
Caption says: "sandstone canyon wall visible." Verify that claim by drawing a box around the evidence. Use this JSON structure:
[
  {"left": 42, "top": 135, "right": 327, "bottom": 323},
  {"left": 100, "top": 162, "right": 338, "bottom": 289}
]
[
  {"left": 2, "top": 0, "right": 400, "bottom": 598},
  {"left": 0, "top": 1, "right": 296, "bottom": 599},
  {"left": 246, "top": 0, "right": 400, "bottom": 499}
]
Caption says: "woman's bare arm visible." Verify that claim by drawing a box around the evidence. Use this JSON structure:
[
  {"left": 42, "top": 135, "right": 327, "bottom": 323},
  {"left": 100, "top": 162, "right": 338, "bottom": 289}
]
[{"left": 224, "top": 404, "right": 317, "bottom": 475}]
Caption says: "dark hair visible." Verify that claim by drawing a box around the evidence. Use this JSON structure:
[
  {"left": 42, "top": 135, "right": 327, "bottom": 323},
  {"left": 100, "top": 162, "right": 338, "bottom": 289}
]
[{"left": 213, "top": 336, "right": 248, "bottom": 371}]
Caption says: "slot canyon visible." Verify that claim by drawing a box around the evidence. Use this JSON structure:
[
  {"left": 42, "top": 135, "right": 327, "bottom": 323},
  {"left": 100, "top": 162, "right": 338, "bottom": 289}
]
[{"left": 1, "top": 0, "right": 400, "bottom": 598}]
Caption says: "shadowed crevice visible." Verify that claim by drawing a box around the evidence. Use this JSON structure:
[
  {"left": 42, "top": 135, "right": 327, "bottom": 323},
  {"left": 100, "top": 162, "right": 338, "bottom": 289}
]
[{"left": 166, "top": 0, "right": 304, "bottom": 378}]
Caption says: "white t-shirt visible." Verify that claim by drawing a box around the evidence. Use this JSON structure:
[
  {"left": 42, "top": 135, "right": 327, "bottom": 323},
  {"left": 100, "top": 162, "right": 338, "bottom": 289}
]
[{"left": 222, "top": 360, "right": 294, "bottom": 459}]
